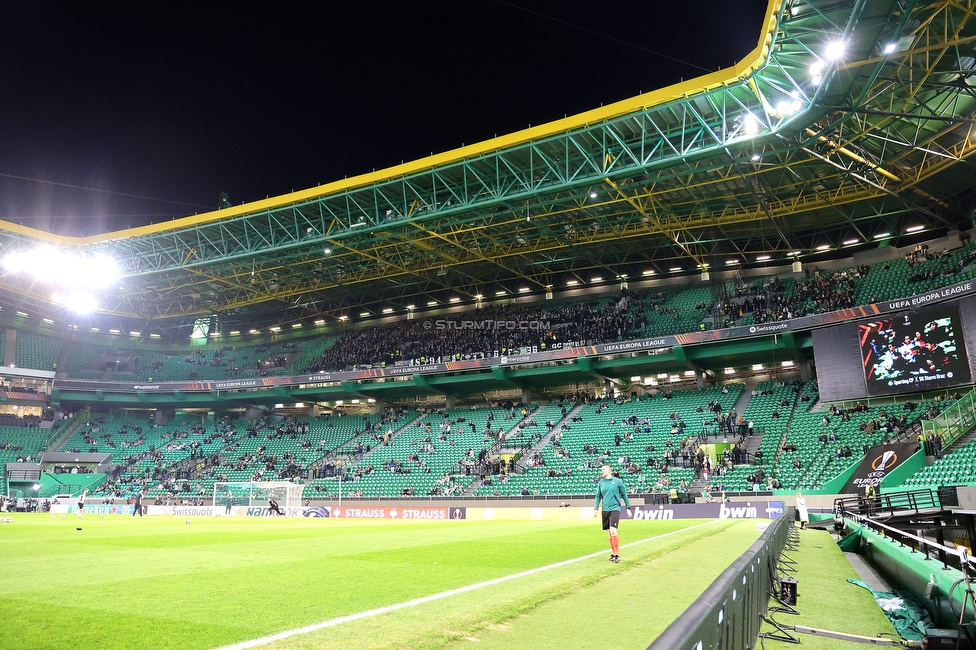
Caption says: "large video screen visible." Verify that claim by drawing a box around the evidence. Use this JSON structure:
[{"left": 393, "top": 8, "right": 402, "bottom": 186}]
[{"left": 858, "top": 304, "right": 972, "bottom": 396}]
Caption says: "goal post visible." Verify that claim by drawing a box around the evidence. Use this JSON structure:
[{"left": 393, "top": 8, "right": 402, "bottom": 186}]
[{"left": 213, "top": 481, "right": 306, "bottom": 514}]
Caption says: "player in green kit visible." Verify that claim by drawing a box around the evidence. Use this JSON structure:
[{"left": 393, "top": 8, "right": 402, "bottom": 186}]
[{"left": 594, "top": 464, "right": 631, "bottom": 562}]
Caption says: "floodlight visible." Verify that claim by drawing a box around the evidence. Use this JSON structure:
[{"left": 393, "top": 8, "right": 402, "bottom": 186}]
[
  {"left": 775, "top": 100, "right": 796, "bottom": 116},
  {"left": 743, "top": 113, "right": 759, "bottom": 135},
  {"left": 824, "top": 40, "right": 846, "bottom": 61},
  {"left": 62, "top": 291, "right": 98, "bottom": 314}
]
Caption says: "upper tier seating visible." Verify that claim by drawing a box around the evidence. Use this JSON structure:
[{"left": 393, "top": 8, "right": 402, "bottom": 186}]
[
  {"left": 14, "top": 330, "right": 59, "bottom": 371},
  {"left": 855, "top": 241, "right": 976, "bottom": 305},
  {"left": 11, "top": 237, "right": 976, "bottom": 381},
  {"left": 59, "top": 336, "right": 341, "bottom": 382}
]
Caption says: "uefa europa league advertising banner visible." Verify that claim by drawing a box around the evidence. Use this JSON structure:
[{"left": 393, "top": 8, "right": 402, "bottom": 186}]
[{"left": 842, "top": 443, "right": 917, "bottom": 493}]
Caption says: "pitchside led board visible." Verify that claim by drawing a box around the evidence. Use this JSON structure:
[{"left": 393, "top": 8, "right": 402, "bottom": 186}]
[{"left": 857, "top": 303, "right": 972, "bottom": 397}]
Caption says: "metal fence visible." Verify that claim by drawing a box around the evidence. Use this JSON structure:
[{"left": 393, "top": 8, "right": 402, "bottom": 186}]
[{"left": 646, "top": 508, "right": 795, "bottom": 650}]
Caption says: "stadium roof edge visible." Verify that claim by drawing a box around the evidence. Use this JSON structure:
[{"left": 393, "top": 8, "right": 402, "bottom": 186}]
[{"left": 0, "top": 0, "right": 782, "bottom": 247}]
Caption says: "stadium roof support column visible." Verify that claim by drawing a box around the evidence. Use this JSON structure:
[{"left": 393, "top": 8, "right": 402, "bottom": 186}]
[
  {"left": 799, "top": 360, "right": 811, "bottom": 383},
  {"left": 154, "top": 408, "right": 174, "bottom": 425},
  {"left": 245, "top": 405, "right": 264, "bottom": 421}
]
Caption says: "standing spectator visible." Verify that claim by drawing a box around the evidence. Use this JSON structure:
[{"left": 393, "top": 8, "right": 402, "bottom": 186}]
[
  {"left": 795, "top": 491, "right": 808, "bottom": 529},
  {"left": 132, "top": 490, "right": 144, "bottom": 517}
]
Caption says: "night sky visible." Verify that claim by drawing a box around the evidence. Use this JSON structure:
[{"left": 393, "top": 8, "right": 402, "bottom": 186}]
[{"left": 0, "top": 1, "right": 769, "bottom": 237}]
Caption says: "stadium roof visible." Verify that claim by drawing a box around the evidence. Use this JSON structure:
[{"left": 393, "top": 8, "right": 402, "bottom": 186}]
[{"left": 2, "top": 0, "right": 976, "bottom": 334}]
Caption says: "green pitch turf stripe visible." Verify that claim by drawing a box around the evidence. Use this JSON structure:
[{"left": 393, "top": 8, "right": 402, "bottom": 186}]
[{"left": 212, "top": 519, "right": 722, "bottom": 650}]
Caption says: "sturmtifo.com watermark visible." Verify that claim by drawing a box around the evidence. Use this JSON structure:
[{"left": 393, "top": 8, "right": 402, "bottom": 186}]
[{"left": 424, "top": 320, "right": 551, "bottom": 331}]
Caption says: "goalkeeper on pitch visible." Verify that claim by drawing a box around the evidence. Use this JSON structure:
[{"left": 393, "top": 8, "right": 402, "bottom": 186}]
[
  {"left": 267, "top": 498, "right": 284, "bottom": 517},
  {"left": 594, "top": 464, "right": 631, "bottom": 563}
]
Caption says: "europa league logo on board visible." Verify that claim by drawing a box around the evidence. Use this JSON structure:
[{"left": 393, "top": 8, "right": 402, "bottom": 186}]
[
  {"left": 871, "top": 450, "right": 897, "bottom": 472},
  {"left": 843, "top": 443, "right": 916, "bottom": 493}
]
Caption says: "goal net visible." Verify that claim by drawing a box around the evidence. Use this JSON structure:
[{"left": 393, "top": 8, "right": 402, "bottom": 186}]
[{"left": 213, "top": 481, "right": 306, "bottom": 514}]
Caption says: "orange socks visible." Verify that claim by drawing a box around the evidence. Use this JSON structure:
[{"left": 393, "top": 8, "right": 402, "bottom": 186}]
[{"left": 609, "top": 536, "right": 619, "bottom": 554}]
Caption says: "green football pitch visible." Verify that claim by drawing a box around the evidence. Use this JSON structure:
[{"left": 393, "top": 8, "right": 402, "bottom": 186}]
[{"left": 0, "top": 514, "right": 762, "bottom": 650}]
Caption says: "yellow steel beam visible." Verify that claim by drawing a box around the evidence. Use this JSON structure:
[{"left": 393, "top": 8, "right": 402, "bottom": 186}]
[{"left": 0, "top": 1, "right": 782, "bottom": 246}]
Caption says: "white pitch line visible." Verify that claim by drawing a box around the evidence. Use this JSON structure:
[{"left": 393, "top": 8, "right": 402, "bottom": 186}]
[{"left": 212, "top": 519, "right": 723, "bottom": 650}]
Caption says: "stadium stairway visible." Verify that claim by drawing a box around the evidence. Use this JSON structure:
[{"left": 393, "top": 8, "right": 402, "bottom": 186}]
[
  {"left": 512, "top": 402, "right": 586, "bottom": 473},
  {"left": 457, "top": 403, "right": 555, "bottom": 495},
  {"left": 732, "top": 388, "right": 753, "bottom": 421},
  {"left": 45, "top": 413, "right": 88, "bottom": 454},
  {"left": 737, "top": 429, "right": 765, "bottom": 459},
  {"left": 321, "top": 410, "right": 426, "bottom": 469}
]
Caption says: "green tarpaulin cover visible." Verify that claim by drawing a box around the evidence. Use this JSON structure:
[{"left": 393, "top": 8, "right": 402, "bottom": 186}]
[
  {"left": 837, "top": 526, "right": 861, "bottom": 552},
  {"left": 847, "top": 579, "right": 933, "bottom": 640}
]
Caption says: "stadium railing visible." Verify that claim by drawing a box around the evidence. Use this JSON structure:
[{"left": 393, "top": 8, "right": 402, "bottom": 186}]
[
  {"left": 646, "top": 507, "right": 794, "bottom": 650},
  {"left": 923, "top": 386, "right": 976, "bottom": 448},
  {"left": 834, "top": 488, "right": 941, "bottom": 521}
]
